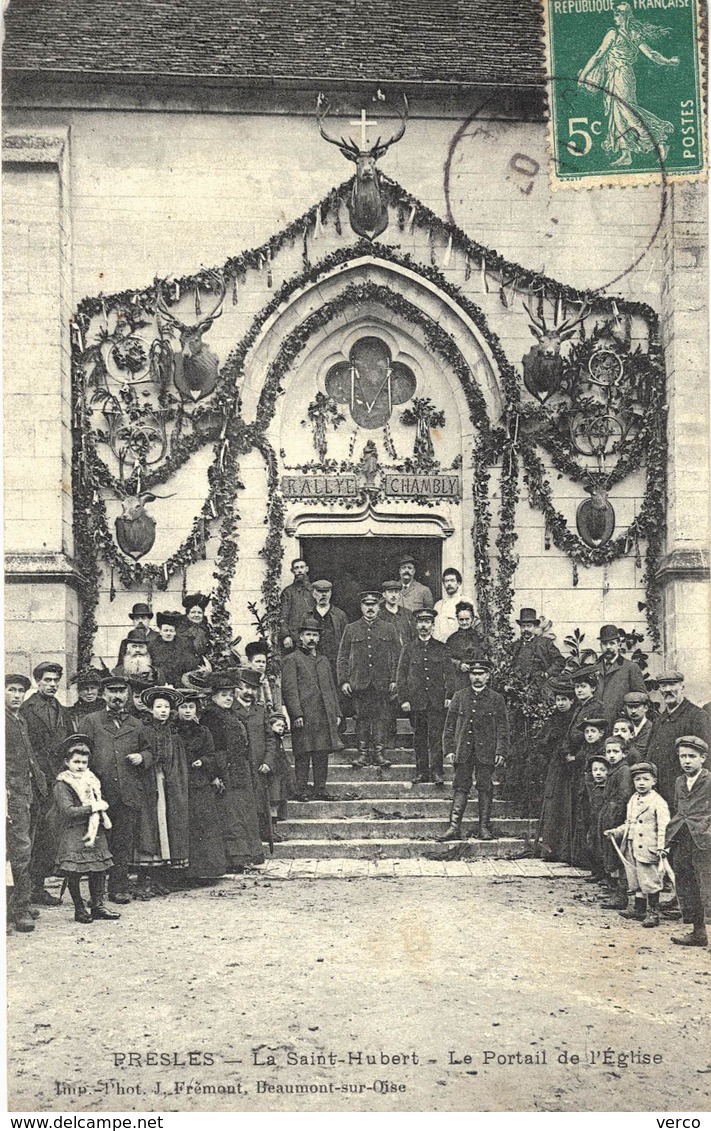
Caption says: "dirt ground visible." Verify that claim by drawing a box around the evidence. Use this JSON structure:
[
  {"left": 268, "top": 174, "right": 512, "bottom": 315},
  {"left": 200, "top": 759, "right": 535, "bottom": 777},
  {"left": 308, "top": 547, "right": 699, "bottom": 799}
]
[{"left": 7, "top": 873, "right": 711, "bottom": 1113}]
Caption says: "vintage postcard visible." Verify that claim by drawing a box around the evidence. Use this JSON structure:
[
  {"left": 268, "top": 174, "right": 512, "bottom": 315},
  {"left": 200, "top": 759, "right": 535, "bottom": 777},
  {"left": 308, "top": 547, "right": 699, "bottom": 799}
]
[{"left": 3, "top": 0, "right": 709, "bottom": 1118}]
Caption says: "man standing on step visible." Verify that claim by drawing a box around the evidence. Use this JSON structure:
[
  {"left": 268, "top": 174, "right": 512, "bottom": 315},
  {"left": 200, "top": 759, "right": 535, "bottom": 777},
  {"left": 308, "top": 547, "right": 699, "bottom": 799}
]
[
  {"left": 511, "top": 608, "right": 565, "bottom": 687},
  {"left": 6, "top": 673, "right": 47, "bottom": 933},
  {"left": 279, "top": 558, "right": 315, "bottom": 653},
  {"left": 596, "top": 624, "right": 647, "bottom": 720},
  {"left": 281, "top": 617, "right": 342, "bottom": 801},
  {"left": 379, "top": 581, "right": 415, "bottom": 651},
  {"left": 433, "top": 568, "right": 475, "bottom": 644},
  {"left": 21, "top": 661, "right": 71, "bottom": 906},
  {"left": 439, "top": 655, "right": 509, "bottom": 841},
  {"left": 396, "top": 609, "right": 453, "bottom": 786},
  {"left": 310, "top": 579, "right": 348, "bottom": 726},
  {"left": 337, "top": 591, "right": 400, "bottom": 770},
  {"left": 397, "top": 555, "right": 434, "bottom": 614}
]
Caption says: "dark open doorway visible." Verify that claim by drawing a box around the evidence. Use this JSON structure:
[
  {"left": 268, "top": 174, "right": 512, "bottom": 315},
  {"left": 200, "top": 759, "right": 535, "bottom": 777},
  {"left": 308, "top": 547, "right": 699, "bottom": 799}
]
[{"left": 300, "top": 536, "right": 442, "bottom": 622}]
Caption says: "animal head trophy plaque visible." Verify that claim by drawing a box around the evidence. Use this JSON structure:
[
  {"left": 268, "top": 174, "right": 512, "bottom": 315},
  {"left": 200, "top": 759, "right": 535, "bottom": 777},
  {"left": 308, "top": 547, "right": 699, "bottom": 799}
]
[
  {"left": 317, "top": 94, "right": 408, "bottom": 240},
  {"left": 155, "top": 273, "right": 225, "bottom": 403},
  {"left": 521, "top": 300, "right": 590, "bottom": 402}
]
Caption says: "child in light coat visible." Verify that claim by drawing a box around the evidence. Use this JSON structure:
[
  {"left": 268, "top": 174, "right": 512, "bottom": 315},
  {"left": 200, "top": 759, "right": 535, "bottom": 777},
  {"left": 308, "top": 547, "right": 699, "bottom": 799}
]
[{"left": 604, "top": 760, "right": 670, "bottom": 928}]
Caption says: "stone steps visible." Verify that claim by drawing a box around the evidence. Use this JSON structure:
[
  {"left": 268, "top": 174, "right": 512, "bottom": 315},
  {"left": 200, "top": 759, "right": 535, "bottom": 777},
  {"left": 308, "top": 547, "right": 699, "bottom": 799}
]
[
  {"left": 288, "top": 797, "right": 513, "bottom": 817},
  {"left": 270, "top": 837, "right": 531, "bottom": 860},
  {"left": 280, "top": 816, "right": 535, "bottom": 840}
]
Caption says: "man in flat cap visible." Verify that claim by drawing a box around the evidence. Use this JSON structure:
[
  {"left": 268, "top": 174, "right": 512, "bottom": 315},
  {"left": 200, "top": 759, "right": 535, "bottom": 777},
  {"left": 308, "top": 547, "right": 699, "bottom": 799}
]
[
  {"left": 278, "top": 558, "right": 315, "bottom": 653},
  {"left": 66, "top": 669, "right": 105, "bottom": 728},
  {"left": 596, "top": 625, "right": 646, "bottom": 719},
  {"left": 379, "top": 581, "right": 415, "bottom": 651},
  {"left": 433, "top": 568, "right": 475, "bottom": 644},
  {"left": 82, "top": 674, "right": 153, "bottom": 903},
  {"left": 397, "top": 556, "right": 434, "bottom": 615},
  {"left": 439, "top": 656, "right": 509, "bottom": 841},
  {"left": 281, "top": 617, "right": 342, "bottom": 801},
  {"left": 337, "top": 591, "right": 401, "bottom": 769},
  {"left": 623, "top": 690, "right": 654, "bottom": 757},
  {"left": 396, "top": 609, "right": 454, "bottom": 785},
  {"left": 664, "top": 736, "right": 711, "bottom": 947},
  {"left": 5, "top": 673, "right": 46, "bottom": 932},
  {"left": 21, "top": 661, "right": 71, "bottom": 906},
  {"left": 147, "top": 611, "right": 196, "bottom": 688},
  {"left": 310, "top": 580, "right": 348, "bottom": 692},
  {"left": 646, "top": 672, "right": 710, "bottom": 809}
]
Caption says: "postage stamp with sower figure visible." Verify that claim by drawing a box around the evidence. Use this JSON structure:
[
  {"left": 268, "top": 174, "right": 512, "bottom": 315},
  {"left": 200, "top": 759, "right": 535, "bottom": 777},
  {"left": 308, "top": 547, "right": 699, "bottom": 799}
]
[{"left": 542, "top": 0, "right": 706, "bottom": 187}]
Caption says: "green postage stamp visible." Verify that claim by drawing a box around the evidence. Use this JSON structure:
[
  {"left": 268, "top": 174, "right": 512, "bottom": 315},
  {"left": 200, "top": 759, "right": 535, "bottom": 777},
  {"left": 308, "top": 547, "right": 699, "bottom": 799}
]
[{"left": 543, "top": 0, "right": 706, "bottom": 186}]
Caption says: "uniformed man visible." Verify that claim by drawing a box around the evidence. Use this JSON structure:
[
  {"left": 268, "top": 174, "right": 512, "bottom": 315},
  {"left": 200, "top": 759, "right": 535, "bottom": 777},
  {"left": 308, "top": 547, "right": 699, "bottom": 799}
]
[
  {"left": 5, "top": 673, "right": 46, "bottom": 933},
  {"left": 439, "top": 655, "right": 510, "bottom": 841},
  {"left": 21, "top": 661, "right": 71, "bottom": 906},
  {"left": 397, "top": 555, "right": 434, "bottom": 614},
  {"left": 278, "top": 558, "right": 315, "bottom": 652},
  {"left": 66, "top": 669, "right": 104, "bottom": 728},
  {"left": 337, "top": 591, "right": 400, "bottom": 769},
  {"left": 510, "top": 608, "right": 565, "bottom": 687},
  {"left": 379, "top": 581, "right": 415, "bottom": 650},
  {"left": 310, "top": 580, "right": 348, "bottom": 683},
  {"left": 396, "top": 609, "right": 453, "bottom": 785}
]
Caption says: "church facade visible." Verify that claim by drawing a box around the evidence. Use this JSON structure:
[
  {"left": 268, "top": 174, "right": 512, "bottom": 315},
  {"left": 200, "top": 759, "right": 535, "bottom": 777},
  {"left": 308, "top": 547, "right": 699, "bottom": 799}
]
[{"left": 3, "top": 2, "right": 709, "bottom": 698}]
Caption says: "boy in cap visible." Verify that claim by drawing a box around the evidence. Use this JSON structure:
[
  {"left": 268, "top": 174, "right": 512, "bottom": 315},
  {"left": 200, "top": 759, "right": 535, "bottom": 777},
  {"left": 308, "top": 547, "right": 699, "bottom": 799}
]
[
  {"left": 664, "top": 736, "right": 711, "bottom": 947},
  {"left": 597, "top": 736, "right": 635, "bottom": 907},
  {"left": 604, "top": 761, "right": 670, "bottom": 927},
  {"left": 5, "top": 673, "right": 46, "bottom": 932},
  {"left": 281, "top": 617, "right": 342, "bottom": 802},
  {"left": 337, "top": 591, "right": 400, "bottom": 769},
  {"left": 21, "top": 662, "right": 71, "bottom": 906},
  {"left": 396, "top": 608, "right": 453, "bottom": 785},
  {"left": 596, "top": 624, "right": 646, "bottom": 719},
  {"left": 623, "top": 690, "right": 653, "bottom": 755},
  {"left": 440, "top": 656, "right": 509, "bottom": 840},
  {"left": 397, "top": 556, "right": 434, "bottom": 614}
]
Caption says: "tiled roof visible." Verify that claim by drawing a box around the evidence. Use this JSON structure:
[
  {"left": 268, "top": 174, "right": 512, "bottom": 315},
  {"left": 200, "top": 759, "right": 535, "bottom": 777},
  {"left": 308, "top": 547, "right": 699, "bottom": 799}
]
[{"left": 3, "top": 0, "right": 545, "bottom": 87}]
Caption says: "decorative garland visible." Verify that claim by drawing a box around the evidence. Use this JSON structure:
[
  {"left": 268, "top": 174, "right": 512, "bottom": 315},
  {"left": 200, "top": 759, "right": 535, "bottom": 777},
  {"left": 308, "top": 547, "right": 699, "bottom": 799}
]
[{"left": 71, "top": 176, "right": 666, "bottom": 664}]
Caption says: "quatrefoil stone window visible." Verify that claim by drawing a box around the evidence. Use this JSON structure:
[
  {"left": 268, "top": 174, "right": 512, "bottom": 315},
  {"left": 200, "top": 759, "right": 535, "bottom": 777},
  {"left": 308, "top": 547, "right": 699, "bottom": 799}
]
[{"left": 324, "top": 336, "right": 417, "bottom": 430}]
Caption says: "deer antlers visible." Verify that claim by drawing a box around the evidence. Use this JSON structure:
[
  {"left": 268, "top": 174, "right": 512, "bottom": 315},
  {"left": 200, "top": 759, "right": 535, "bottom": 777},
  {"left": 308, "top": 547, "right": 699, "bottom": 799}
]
[
  {"left": 522, "top": 299, "right": 591, "bottom": 342},
  {"left": 316, "top": 92, "right": 409, "bottom": 159},
  {"left": 155, "top": 271, "right": 226, "bottom": 333}
]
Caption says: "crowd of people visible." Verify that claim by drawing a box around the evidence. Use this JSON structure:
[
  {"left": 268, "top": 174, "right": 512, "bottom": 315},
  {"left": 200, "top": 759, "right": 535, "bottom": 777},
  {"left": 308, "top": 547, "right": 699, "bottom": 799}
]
[{"left": 5, "top": 554, "right": 710, "bottom": 951}]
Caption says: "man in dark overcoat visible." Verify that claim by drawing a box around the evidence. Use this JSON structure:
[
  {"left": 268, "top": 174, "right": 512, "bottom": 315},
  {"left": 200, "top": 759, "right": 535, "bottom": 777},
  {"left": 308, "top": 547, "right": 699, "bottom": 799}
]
[
  {"left": 665, "top": 736, "right": 711, "bottom": 947},
  {"left": 646, "top": 671, "right": 710, "bottom": 808},
  {"left": 596, "top": 624, "right": 647, "bottom": 718},
  {"left": 379, "top": 581, "right": 415, "bottom": 651},
  {"left": 21, "top": 661, "right": 71, "bottom": 906},
  {"left": 439, "top": 655, "right": 509, "bottom": 841},
  {"left": 281, "top": 617, "right": 343, "bottom": 801},
  {"left": 310, "top": 579, "right": 348, "bottom": 725},
  {"left": 623, "top": 690, "right": 654, "bottom": 756},
  {"left": 6, "top": 673, "right": 47, "bottom": 932},
  {"left": 232, "top": 667, "right": 276, "bottom": 841},
  {"left": 337, "top": 591, "right": 401, "bottom": 769},
  {"left": 445, "top": 601, "right": 487, "bottom": 693},
  {"left": 510, "top": 608, "right": 565, "bottom": 687},
  {"left": 82, "top": 674, "right": 152, "bottom": 903},
  {"left": 396, "top": 608, "right": 453, "bottom": 786}
]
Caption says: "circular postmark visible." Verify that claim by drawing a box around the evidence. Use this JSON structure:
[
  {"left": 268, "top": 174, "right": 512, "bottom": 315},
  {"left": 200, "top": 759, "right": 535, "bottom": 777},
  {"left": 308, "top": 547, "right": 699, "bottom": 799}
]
[{"left": 443, "top": 73, "right": 669, "bottom": 296}]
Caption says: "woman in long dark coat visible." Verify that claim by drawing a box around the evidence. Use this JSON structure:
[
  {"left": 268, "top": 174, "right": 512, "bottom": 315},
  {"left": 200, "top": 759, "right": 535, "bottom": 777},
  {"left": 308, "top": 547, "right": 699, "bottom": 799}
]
[
  {"left": 175, "top": 691, "right": 227, "bottom": 882},
  {"left": 136, "top": 687, "right": 190, "bottom": 893},
  {"left": 200, "top": 673, "right": 264, "bottom": 871},
  {"left": 567, "top": 669, "right": 607, "bottom": 868},
  {"left": 535, "top": 679, "right": 576, "bottom": 862}
]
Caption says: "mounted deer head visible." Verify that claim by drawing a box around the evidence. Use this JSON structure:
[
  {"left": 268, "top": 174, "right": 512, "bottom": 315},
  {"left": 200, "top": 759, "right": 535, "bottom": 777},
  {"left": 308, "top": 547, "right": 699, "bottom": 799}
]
[
  {"left": 521, "top": 300, "right": 590, "bottom": 402},
  {"left": 317, "top": 93, "right": 408, "bottom": 240},
  {"left": 155, "top": 273, "right": 225, "bottom": 402}
]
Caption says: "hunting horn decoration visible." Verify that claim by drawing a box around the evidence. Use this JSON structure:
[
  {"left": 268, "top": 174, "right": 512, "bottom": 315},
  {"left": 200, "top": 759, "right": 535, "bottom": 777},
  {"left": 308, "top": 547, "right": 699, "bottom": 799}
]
[
  {"left": 155, "top": 272, "right": 226, "bottom": 403},
  {"left": 316, "top": 93, "right": 408, "bottom": 240},
  {"left": 521, "top": 300, "right": 590, "bottom": 402}
]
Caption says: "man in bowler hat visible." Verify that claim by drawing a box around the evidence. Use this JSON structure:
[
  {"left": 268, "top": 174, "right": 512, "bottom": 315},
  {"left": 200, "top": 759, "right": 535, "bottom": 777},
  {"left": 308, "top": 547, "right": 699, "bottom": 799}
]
[
  {"left": 511, "top": 608, "right": 565, "bottom": 687},
  {"left": 596, "top": 624, "right": 646, "bottom": 718},
  {"left": 439, "top": 655, "right": 510, "bottom": 841}
]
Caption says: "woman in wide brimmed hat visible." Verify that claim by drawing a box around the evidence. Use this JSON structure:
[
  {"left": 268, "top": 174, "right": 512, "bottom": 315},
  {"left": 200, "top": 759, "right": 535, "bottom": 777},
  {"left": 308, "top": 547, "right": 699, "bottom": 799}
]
[
  {"left": 134, "top": 687, "right": 190, "bottom": 895},
  {"left": 200, "top": 671, "right": 264, "bottom": 871},
  {"left": 174, "top": 690, "right": 227, "bottom": 883},
  {"left": 178, "top": 593, "right": 213, "bottom": 664}
]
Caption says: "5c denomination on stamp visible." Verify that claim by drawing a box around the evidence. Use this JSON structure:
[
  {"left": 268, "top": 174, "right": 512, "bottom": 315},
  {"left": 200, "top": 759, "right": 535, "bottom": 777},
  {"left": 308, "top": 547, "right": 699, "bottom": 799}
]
[{"left": 542, "top": 0, "right": 706, "bottom": 186}]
